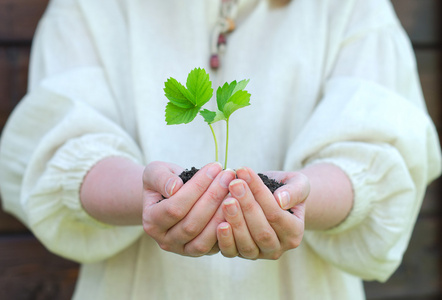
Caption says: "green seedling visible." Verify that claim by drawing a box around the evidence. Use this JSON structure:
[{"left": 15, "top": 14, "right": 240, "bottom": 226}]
[{"left": 164, "top": 67, "right": 251, "bottom": 169}]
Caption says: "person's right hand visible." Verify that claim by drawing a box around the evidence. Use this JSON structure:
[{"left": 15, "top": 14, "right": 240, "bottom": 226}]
[{"left": 142, "top": 161, "right": 236, "bottom": 257}]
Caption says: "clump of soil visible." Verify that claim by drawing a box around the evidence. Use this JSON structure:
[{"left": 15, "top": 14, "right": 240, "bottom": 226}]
[
  {"left": 176, "top": 168, "right": 291, "bottom": 213},
  {"left": 258, "top": 173, "right": 293, "bottom": 214},
  {"left": 179, "top": 167, "right": 199, "bottom": 184},
  {"left": 257, "top": 173, "right": 284, "bottom": 193},
  {"left": 178, "top": 168, "right": 285, "bottom": 192},
  {"left": 161, "top": 167, "right": 292, "bottom": 213}
]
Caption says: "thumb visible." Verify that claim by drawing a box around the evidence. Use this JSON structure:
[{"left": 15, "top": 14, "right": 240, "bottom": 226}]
[
  {"left": 143, "top": 161, "right": 184, "bottom": 198},
  {"left": 274, "top": 172, "right": 310, "bottom": 210}
]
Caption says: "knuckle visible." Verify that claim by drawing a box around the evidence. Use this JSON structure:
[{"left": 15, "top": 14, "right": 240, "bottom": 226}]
[
  {"left": 269, "top": 251, "right": 283, "bottom": 260},
  {"left": 285, "top": 237, "right": 302, "bottom": 250},
  {"left": 181, "top": 221, "right": 200, "bottom": 238},
  {"left": 239, "top": 245, "right": 258, "bottom": 258},
  {"left": 255, "top": 229, "right": 275, "bottom": 246},
  {"left": 266, "top": 210, "right": 283, "bottom": 225},
  {"left": 188, "top": 242, "right": 212, "bottom": 256},
  {"left": 142, "top": 222, "right": 155, "bottom": 237},
  {"left": 164, "top": 203, "right": 185, "bottom": 221},
  {"left": 158, "top": 242, "right": 171, "bottom": 252}
]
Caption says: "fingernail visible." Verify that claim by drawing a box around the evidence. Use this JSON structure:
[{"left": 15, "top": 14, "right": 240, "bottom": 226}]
[
  {"left": 219, "top": 224, "right": 230, "bottom": 237},
  {"left": 219, "top": 169, "right": 235, "bottom": 189},
  {"left": 236, "top": 167, "right": 251, "bottom": 183},
  {"left": 224, "top": 199, "right": 238, "bottom": 216},
  {"left": 165, "top": 178, "right": 177, "bottom": 197},
  {"left": 206, "top": 162, "right": 222, "bottom": 179},
  {"left": 229, "top": 180, "right": 245, "bottom": 198},
  {"left": 277, "top": 191, "right": 290, "bottom": 209}
]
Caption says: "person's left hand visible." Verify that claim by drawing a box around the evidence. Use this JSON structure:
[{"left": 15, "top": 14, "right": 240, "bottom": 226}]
[{"left": 216, "top": 167, "right": 309, "bottom": 260}]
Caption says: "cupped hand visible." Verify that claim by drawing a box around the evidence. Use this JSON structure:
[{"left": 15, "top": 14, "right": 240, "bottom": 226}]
[
  {"left": 216, "top": 167, "right": 309, "bottom": 260},
  {"left": 142, "top": 161, "right": 236, "bottom": 257}
]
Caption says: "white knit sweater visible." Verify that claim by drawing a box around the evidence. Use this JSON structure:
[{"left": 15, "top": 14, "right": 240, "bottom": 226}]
[{"left": 0, "top": 0, "right": 440, "bottom": 299}]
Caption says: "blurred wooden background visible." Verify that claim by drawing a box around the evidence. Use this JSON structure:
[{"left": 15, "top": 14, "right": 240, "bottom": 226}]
[{"left": 0, "top": 0, "right": 441, "bottom": 299}]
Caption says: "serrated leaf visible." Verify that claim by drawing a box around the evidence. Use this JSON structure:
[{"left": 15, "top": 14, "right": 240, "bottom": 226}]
[
  {"left": 165, "top": 102, "right": 200, "bottom": 125},
  {"left": 222, "top": 90, "right": 251, "bottom": 118},
  {"left": 186, "top": 68, "right": 213, "bottom": 106},
  {"left": 200, "top": 109, "right": 227, "bottom": 124},
  {"left": 200, "top": 109, "right": 217, "bottom": 124},
  {"left": 231, "top": 79, "right": 250, "bottom": 94},
  {"left": 212, "top": 110, "right": 227, "bottom": 123},
  {"left": 164, "top": 78, "right": 195, "bottom": 108},
  {"left": 216, "top": 81, "right": 237, "bottom": 112}
]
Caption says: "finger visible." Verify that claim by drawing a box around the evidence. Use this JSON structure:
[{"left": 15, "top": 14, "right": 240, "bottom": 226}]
[
  {"left": 260, "top": 171, "right": 310, "bottom": 210},
  {"left": 222, "top": 196, "right": 260, "bottom": 259},
  {"left": 237, "top": 168, "right": 304, "bottom": 250},
  {"left": 236, "top": 167, "right": 281, "bottom": 213},
  {"left": 143, "top": 161, "right": 184, "bottom": 198},
  {"left": 274, "top": 172, "right": 310, "bottom": 210},
  {"left": 206, "top": 243, "right": 220, "bottom": 256},
  {"left": 165, "top": 168, "right": 235, "bottom": 247},
  {"left": 183, "top": 198, "right": 227, "bottom": 256},
  {"left": 229, "top": 179, "right": 280, "bottom": 254},
  {"left": 237, "top": 168, "right": 303, "bottom": 250},
  {"left": 145, "top": 162, "right": 223, "bottom": 234},
  {"left": 217, "top": 222, "right": 238, "bottom": 258}
]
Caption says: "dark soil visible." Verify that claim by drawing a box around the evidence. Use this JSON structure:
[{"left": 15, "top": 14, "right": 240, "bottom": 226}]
[
  {"left": 179, "top": 167, "right": 199, "bottom": 184},
  {"left": 176, "top": 167, "right": 292, "bottom": 213},
  {"left": 178, "top": 167, "right": 285, "bottom": 191},
  {"left": 257, "top": 173, "right": 285, "bottom": 194}
]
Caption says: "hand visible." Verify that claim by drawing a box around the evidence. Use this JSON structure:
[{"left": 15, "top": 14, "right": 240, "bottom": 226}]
[
  {"left": 142, "top": 161, "right": 236, "bottom": 257},
  {"left": 216, "top": 167, "right": 309, "bottom": 260}
]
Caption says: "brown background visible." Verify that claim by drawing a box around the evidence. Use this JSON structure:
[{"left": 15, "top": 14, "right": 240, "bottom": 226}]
[{"left": 0, "top": 0, "right": 441, "bottom": 299}]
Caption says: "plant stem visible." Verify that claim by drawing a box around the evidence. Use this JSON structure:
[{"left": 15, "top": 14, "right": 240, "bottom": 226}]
[
  {"left": 224, "top": 118, "right": 230, "bottom": 169},
  {"left": 209, "top": 124, "right": 219, "bottom": 162}
]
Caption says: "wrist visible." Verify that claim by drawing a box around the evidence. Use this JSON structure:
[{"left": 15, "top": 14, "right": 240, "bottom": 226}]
[
  {"left": 80, "top": 156, "right": 144, "bottom": 225},
  {"left": 300, "top": 163, "right": 353, "bottom": 230}
]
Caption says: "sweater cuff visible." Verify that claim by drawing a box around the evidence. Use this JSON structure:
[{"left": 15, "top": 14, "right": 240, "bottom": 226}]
[
  {"left": 25, "top": 133, "right": 145, "bottom": 262},
  {"left": 52, "top": 134, "right": 141, "bottom": 225},
  {"left": 304, "top": 141, "right": 406, "bottom": 235}
]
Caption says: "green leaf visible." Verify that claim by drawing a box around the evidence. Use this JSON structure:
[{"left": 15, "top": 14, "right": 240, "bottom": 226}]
[
  {"left": 212, "top": 110, "right": 227, "bottom": 123},
  {"left": 216, "top": 81, "right": 237, "bottom": 112},
  {"left": 200, "top": 109, "right": 226, "bottom": 124},
  {"left": 200, "top": 109, "right": 217, "bottom": 124},
  {"left": 165, "top": 102, "right": 200, "bottom": 125},
  {"left": 231, "top": 79, "right": 250, "bottom": 94},
  {"left": 222, "top": 90, "right": 251, "bottom": 118},
  {"left": 216, "top": 79, "right": 250, "bottom": 113},
  {"left": 186, "top": 68, "right": 213, "bottom": 107},
  {"left": 164, "top": 78, "right": 195, "bottom": 108}
]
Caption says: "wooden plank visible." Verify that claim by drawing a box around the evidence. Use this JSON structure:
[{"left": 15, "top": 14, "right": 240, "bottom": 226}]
[
  {"left": 0, "top": 0, "right": 438, "bottom": 45},
  {"left": 0, "top": 0, "right": 49, "bottom": 42},
  {"left": 0, "top": 235, "right": 79, "bottom": 300},
  {"left": 414, "top": 49, "right": 441, "bottom": 216},
  {"left": 416, "top": 50, "right": 441, "bottom": 128},
  {"left": 421, "top": 179, "right": 442, "bottom": 217},
  {"left": 0, "top": 46, "right": 30, "bottom": 130},
  {"left": 391, "top": 0, "right": 440, "bottom": 45},
  {"left": 0, "top": 204, "right": 28, "bottom": 233},
  {"left": 364, "top": 216, "right": 441, "bottom": 299}
]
